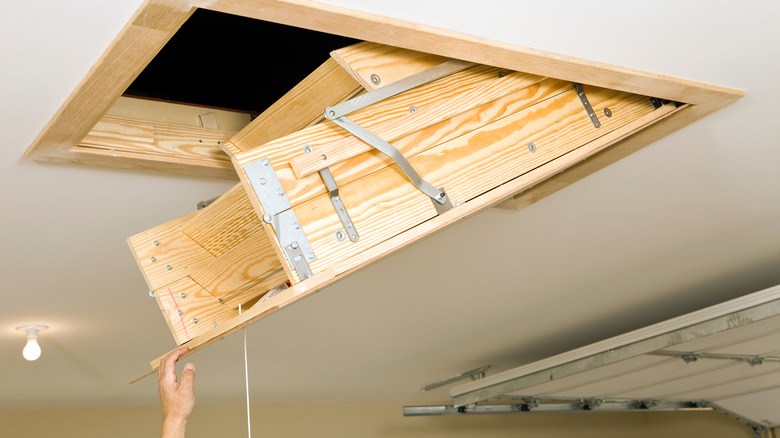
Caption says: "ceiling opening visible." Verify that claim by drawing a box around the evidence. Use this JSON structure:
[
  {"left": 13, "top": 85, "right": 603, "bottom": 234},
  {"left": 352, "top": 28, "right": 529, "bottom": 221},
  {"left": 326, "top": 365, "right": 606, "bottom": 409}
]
[{"left": 124, "top": 9, "right": 360, "bottom": 114}]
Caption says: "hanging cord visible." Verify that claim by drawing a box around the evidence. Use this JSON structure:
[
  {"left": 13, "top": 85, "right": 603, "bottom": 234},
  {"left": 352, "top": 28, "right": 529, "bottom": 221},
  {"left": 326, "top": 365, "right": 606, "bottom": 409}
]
[{"left": 239, "top": 304, "right": 252, "bottom": 438}]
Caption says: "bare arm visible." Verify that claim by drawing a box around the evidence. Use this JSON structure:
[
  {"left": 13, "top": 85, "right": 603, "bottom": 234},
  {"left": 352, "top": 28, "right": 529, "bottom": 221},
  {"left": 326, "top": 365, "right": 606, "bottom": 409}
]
[{"left": 158, "top": 347, "right": 196, "bottom": 438}]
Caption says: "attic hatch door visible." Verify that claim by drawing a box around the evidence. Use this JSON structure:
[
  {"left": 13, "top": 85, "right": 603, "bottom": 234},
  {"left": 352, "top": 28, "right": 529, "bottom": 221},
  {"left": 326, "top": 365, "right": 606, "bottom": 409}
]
[{"left": 133, "top": 41, "right": 688, "bottom": 372}]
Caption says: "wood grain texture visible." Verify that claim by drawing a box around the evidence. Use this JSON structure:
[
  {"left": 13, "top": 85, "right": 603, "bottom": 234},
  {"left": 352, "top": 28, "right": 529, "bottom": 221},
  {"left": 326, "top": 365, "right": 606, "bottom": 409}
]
[
  {"left": 226, "top": 57, "right": 362, "bottom": 154},
  {"left": 331, "top": 41, "right": 450, "bottom": 91},
  {"left": 290, "top": 69, "right": 546, "bottom": 178},
  {"left": 155, "top": 276, "right": 239, "bottom": 344},
  {"left": 188, "top": 231, "right": 283, "bottom": 301},
  {"left": 80, "top": 114, "right": 235, "bottom": 162},
  {"left": 128, "top": 211, "right": 215, "bottom": 291},
  {"left": 229, "top": 64, "right": 504, "bottom": 169},
  {"left": 180, "top": 184, "right": 261, "bottom": 257},
  {"left": 296, "top": 87, "right": 659, "bottom": 275}
]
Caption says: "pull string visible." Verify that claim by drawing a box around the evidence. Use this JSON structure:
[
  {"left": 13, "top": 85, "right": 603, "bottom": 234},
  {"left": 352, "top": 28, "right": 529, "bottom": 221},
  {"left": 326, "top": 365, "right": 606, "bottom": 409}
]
[{"left": 239, "top": 304, "right": 252, "bottom": 438}]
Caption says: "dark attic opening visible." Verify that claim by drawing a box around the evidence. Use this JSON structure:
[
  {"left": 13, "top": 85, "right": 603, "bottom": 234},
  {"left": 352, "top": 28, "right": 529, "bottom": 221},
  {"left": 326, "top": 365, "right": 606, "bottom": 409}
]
[{"left": 124, "top": 8, "right": 361, "bottom": 114}]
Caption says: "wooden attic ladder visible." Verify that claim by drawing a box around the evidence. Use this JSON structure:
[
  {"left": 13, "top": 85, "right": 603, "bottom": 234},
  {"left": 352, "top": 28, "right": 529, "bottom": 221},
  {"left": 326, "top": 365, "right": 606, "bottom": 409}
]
[{"left": 129, "top": 42, "right": 685, "bottom": 369}]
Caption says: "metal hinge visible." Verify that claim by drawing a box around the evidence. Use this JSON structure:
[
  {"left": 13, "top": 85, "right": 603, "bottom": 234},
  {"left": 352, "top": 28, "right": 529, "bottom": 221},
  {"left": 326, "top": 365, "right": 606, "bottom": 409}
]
[{"left": 243, "top": 157, "right": 316, "bottom": 279}]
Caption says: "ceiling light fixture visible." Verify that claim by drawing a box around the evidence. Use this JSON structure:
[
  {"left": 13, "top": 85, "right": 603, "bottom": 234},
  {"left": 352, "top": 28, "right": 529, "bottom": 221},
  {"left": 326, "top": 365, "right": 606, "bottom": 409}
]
[{"left": 16, "top": 324, "right": 48, "bottom": 361}]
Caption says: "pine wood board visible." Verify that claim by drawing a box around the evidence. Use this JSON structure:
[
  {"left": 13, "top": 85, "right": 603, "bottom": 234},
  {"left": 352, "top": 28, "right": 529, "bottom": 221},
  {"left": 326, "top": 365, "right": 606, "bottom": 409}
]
[
  {"left": 226, "top": 57, "right": 363, "bottom": 154},
  {"left": 79, "top": 114, "right": 236, "bottom": 162},
  {"left": 155, "top": 276, "right": 240, "bottom": 344},
  {"left": 331, "top": 41, "right": 451, "bottom": 91},
  {"left": 180, "top": 184, "right": 261, "bottom": 258},
  {"left": 293, "top": 87, "right": 659, "bottom": 277},
  {"left": 252, "top": 77, "right": 570, "bottom": 216},
  {"left": 227, "top": 64, "right": 506, "bottom": 169},
  {"left": 290, "top": 70, "right": 547, "bottom": 178},
  {"left": 128, "top": 212, "right": 216, "bottom": 291},
  {"left": 107, "top": 96, "right": 252, "bottom": 131},
  {"left": 187, "top": 230, "right": 283, "bottom": 300}
]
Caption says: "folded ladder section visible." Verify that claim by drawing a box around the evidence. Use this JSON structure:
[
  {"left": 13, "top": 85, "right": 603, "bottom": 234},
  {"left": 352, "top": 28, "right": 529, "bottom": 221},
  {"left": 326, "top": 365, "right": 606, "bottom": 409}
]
[{"left": 128, "top": 42, "right": 685, "bottom": 363}]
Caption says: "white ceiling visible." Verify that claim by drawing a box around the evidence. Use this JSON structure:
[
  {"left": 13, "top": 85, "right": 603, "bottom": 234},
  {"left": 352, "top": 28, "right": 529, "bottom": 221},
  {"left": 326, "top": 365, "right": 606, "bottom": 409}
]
[{"left": 2, "top": 0, "right": 780, "bottom": 411}]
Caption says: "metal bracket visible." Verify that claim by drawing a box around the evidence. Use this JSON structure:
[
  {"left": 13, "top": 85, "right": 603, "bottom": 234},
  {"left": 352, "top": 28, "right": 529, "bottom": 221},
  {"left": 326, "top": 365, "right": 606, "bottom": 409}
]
[
  {"left": 244, "top": 158, "right": 316, "bottom": 279},
  {"left": 319, "top": 167, "right": 359, "bottom": 242},
  {"left": 324, "top": 61, "right": 469, "bottom": 213},
  {"left": 574, "top": 83, "right": 601, "bottom": 128}
]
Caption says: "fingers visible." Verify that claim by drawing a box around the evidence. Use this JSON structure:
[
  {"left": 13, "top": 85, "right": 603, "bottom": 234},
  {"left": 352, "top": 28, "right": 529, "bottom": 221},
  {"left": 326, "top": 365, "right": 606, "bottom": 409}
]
[
  {"left": 158, "top": 347, "right": 190, "bottom": 384},
  {"left": 179, "top": 362, "right": 196, "bottom": 392}
]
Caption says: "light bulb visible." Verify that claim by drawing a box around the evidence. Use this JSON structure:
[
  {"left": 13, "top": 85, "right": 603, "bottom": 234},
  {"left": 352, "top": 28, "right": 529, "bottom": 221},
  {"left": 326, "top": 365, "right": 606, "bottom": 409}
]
[
  {"left": 16, "top": 324, "right": 48, "bottom": 362},
  {"left": 23, "top": 337, "right": 41, "bottom": 361}
]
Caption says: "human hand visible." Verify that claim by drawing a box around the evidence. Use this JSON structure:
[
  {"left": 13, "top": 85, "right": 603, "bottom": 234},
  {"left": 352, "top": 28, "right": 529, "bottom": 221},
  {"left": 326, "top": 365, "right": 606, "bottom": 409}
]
[{"left": 158, "top": 347, "right": 196, "bottom": 438}]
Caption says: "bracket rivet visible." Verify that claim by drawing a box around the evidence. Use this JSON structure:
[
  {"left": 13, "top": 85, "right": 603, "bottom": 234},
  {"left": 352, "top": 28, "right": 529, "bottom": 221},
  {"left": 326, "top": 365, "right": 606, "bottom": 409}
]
[
  {"left": 180, "top": 293, "right": 186, "bottom": 299},
  {"left": 150, "top": 257, "right": 157, "bottom": 263},
  {"left": 308, "top": 253, "right": 315, "bottom": 260},
  {"left": 259, "top": 177, "right": 267, "bottom": 185},
  {"left": 290, "top": 242, "right": 299, "bottom": 249},
  {"left": 263, "top": 214, "right": 272, "bottom": 223},
  {"left": 192, "top": 318, "right": 199, "bottom": 324},
  {"left": 303, "top": 144, "right": 313, "bottom": 153},
  {"left": 370, "top": 74, "right": 381, "bottom": 85},
  {"left": 277, "top": 188, "right": 285, "bottom": 196},
  {"left": 604, "top": 108, "right": 612, "bottom": 117},
  {"left": 153, "top": 240, "right": 159, "bottom": 246},
  {"left": 328, "top": 110, "right": 335, "bottom": 117},
  {"left": 527, "top": 142, "right": 537, "bottom": 153},
  {"left": 262, "top": 158, "right": 270, "bottom": 166},
  {"left": 294, "top": 222, "right": 301, "bottom": 230},
  {"left": 166, "top": 265, "right": 172, "bottom": 271}
]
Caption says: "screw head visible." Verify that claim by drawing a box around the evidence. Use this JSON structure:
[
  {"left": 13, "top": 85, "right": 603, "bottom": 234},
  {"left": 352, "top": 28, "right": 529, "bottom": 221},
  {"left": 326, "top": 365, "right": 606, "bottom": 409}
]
[
  {"left": 409, "top": 105, "right": 417, "bottom": 113},
  {"left": 153, "top": 240, "right": 159, "bottom": 246},
  {"left": 191, "top": 318, "right": 199, "bottom": 324},
  {"left": 370, "top": 74, "right": 381, "bottom": 85},
  {"left": 166, "top": 265, "right": 172, "bottom": 271},
  {"left": 303, "top": 144, "right": 313, "bottom": 153},
  {"left": 177, "top": 310, "right": 183, "bottom": 316},
  {"left": 321, "top": 154, "right": 327, "bottom": 161},
  {"left": 180, "top": 293, "right": 186, "bottom": 299},
  {"left": 604, "top": 107, "right": 613, "bottom": 117},
  {"left": 149, "top": 257, "right": 156, "bottom": 263},
  {"left": 527, "top": 142, "right": 537, "bottom": 153},
  {"left": 148, "top": 290, "right": 155, "bottom": 298},
  {"left": 335, "top": 230, "right": 346, "bottom": 241}
]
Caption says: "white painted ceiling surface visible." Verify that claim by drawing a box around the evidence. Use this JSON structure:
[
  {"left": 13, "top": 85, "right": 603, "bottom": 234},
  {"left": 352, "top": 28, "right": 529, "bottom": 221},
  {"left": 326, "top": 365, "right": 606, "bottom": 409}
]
[
  {"left": 451, "top": 285, "right": 780, "bottom": 427},
  {"left": 2, "top": 0, "right": 780, "bottom": 416}
]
